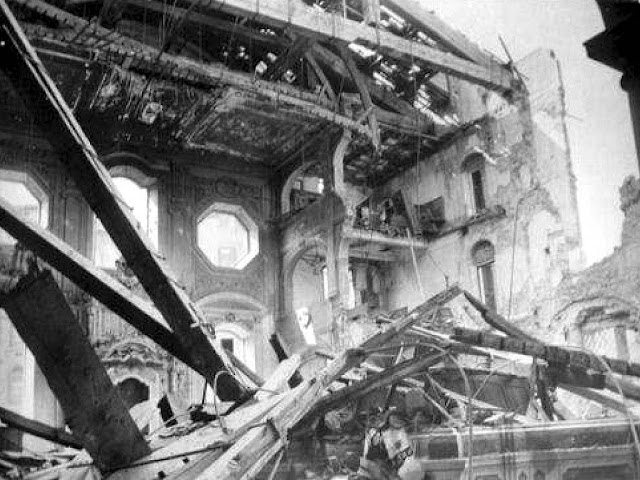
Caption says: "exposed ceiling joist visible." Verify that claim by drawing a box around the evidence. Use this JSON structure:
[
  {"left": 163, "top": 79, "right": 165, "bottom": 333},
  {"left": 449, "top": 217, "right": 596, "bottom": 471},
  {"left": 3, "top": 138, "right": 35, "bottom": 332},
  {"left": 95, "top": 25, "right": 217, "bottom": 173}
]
[
  {"left": 191, "top": 0, "right": 514, "bottom": 91},
  {"left": 304, "top": 49, "right": 338, "bottom": 104}
]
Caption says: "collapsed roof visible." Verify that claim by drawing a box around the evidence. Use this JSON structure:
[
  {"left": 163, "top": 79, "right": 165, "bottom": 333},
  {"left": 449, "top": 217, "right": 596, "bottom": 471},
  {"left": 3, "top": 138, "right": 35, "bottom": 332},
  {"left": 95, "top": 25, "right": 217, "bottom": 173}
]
[{"left": 2, "top": 0, "right": 518, "bottom": 185}]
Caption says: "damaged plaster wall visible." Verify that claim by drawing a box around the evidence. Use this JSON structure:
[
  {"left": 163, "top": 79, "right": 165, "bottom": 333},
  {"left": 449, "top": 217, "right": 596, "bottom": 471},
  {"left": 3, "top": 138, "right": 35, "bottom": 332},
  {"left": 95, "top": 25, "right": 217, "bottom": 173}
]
[
  {"left": 544, "top": 176, "right": 640, "bottom": 350},
  {"left": 382, "top": 49, "right": 583, "bottom": 325}
]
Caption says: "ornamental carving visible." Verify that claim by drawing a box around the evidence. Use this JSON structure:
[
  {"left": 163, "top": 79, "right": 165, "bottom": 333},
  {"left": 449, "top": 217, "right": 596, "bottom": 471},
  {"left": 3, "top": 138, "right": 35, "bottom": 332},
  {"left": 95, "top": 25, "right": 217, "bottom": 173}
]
[
  {"left": 103, "top": 340, "right": 166, "bottom": 367},
  {"left": 193, "top": 175, "right": 262, "bottom": 210},
  {"left": 193, "top": 254, "right": 265, "bottom": 302}
]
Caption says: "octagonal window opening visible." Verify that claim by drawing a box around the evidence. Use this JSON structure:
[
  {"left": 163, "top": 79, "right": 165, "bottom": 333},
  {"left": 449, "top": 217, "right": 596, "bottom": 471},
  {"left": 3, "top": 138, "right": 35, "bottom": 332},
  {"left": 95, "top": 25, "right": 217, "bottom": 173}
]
[{"left": 197, "top": 203, "right": 259, "bottom": 270}]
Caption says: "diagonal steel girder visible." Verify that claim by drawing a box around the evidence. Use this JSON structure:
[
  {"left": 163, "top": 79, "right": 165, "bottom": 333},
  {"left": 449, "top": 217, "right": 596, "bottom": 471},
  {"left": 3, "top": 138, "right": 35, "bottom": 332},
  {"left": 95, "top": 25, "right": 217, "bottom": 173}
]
[{"left": 0, "top": 0, "right": 250, "bottom": 401}]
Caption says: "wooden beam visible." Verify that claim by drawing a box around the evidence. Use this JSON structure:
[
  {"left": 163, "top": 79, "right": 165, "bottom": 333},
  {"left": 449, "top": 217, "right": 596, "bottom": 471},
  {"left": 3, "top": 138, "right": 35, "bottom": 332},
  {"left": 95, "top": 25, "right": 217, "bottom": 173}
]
[
  {"left": 254, "top": 354, "right": 302, "bottom": 401},
  {"left": 310, "top": 42, "right": 420, "bottom": 115},
  {"left": 0, "top": 405, "right": 82, "bottom": 449},
  {"left": 0, "top": 197, "right": 262, "bottom": 388},
  {"left": 452, "top": 327, "right": 640, "bottom": 379},
  {"left": 304, "top": 50, "right": 337, "bottom": 104},
  {"left": 193, "top": 0, "right": 514, "bottom": 91},
  {"left": 337, "top": 43, "right": 381, "bottom": 148},
  {"left": 559, "top": 384, "right": 631, "bottom": 415},
  {"left": 0, "top": 271, "right": 150, "bottom": 471},
  {"left": 380, "top": 0, "right": 498, "bottom": 67},
  {"left": 0, "top": 0, "right": 250, "bottom": 401}
]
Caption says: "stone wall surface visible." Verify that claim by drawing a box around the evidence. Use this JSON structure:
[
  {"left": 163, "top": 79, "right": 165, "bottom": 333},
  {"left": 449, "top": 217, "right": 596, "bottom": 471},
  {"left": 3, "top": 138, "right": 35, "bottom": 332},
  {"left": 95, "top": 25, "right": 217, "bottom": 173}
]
[
  {"left": 381, "top": 49, "right": 582, "bottom": 327},
  {"left": 539, "top": 176, "right": 640, "bottom": 346}
]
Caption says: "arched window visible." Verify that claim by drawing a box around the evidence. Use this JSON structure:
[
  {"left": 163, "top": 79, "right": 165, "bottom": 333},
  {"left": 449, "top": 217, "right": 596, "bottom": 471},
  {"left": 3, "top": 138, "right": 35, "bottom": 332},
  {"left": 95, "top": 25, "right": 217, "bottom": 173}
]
[
  {"left": 462, "top": 154, "right": 486, "bottom": 214},
  {"left": 196, "top": 203, "right": 259, "bottom": 270},
  {"left": 472, "top": 240, "right": 497, "bottom": 311},
  {"left": 94, "top": 168, "right": 158, "bottom": 269}
]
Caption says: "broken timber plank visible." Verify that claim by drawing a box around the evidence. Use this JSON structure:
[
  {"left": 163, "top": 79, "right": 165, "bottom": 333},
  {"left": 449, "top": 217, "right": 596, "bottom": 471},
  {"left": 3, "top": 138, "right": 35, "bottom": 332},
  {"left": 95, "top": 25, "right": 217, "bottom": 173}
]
[
  {"left": 0, "top": 406, "right": 82, "bottom": 450},
  {"left": 463, "top": 290, "right": 541, "bottom": 344},
  {"left": 194, "top": 0, "right": 514, "bottom": 91},
  {"left": 0, "top": 196, "right": 262, "bottom": 388},
  {"left": 255, "top": 354, "right": 302, "bottom": 401},
  {"left": 190, "top": 348, "right": 366, "bottom": 479},
  {"left": 0, "top": 0, "right": 249, "bottom": 401},
  {"left": 0, "top": 270, "right": 150, "bottom": 471}
]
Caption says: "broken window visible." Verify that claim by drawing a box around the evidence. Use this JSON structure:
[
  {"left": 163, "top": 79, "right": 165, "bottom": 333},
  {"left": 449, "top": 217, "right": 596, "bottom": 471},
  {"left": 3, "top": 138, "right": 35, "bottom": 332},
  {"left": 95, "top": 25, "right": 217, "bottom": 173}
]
[
  {"left": 415, "top": 196, "right": 446, "bottom": 237},
  {"left": 197, "top": 203, "right": 259, "bottom": 270},
  {"left": 0, "top": 170, "right": 49, "bottom": 418},
  {"left": 472, "top": 240, "right": 497, "bottom": 311},
  {"left": 93, "top": 172, "right": 158, "bottom": 269},
  {"left": 471, "top": 169, "right": 486, "bottom": 211},
  {"left": 290, "top": 175, "right": 324, "bottom": 212},
  {"left": 0, "top": 170, "right": 49, "bottom": 250},
  {"left": 578, "top": 307, "right": 640, "bottom": 362},
  {"left": 463, "top": 154, "right": 487, "bottom": 214}
]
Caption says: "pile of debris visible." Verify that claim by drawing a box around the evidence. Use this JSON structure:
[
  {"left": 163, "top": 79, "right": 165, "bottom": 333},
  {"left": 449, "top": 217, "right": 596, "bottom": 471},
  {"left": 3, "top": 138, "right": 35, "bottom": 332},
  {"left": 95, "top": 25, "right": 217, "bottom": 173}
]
[{"left": 3, "top": 281, "right": 640, "bottom": 479}]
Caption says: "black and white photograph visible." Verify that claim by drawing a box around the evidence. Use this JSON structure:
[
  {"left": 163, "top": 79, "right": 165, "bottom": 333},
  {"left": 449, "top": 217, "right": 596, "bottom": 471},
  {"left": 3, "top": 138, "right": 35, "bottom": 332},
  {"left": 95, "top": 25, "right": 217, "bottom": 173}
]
[{"left": 0, "top": 0, "right": 639, "bottom": 478}]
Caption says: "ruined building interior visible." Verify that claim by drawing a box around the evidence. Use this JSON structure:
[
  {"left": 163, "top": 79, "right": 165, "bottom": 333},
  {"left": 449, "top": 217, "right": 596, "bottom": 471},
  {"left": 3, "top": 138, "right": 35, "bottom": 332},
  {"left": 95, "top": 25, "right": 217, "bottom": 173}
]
[{"left": 0, "top": 0, "right": 639, "bottom": 479}]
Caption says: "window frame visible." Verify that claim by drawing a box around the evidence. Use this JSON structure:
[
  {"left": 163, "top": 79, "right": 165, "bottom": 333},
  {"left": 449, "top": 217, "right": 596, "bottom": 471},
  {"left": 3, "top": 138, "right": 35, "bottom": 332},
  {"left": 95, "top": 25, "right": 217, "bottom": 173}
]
[
  {"left": 462, "top": 154, "right": 488, "bottom": 215},
  {"left": 92, "top": 167, "right": 159, "bottom": 269},
  {"left": 472, "top": 240, "right": 497, "bottom": 311},
  {"left": 196, "top": 202, "right": 259, "bottom": 270}
]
